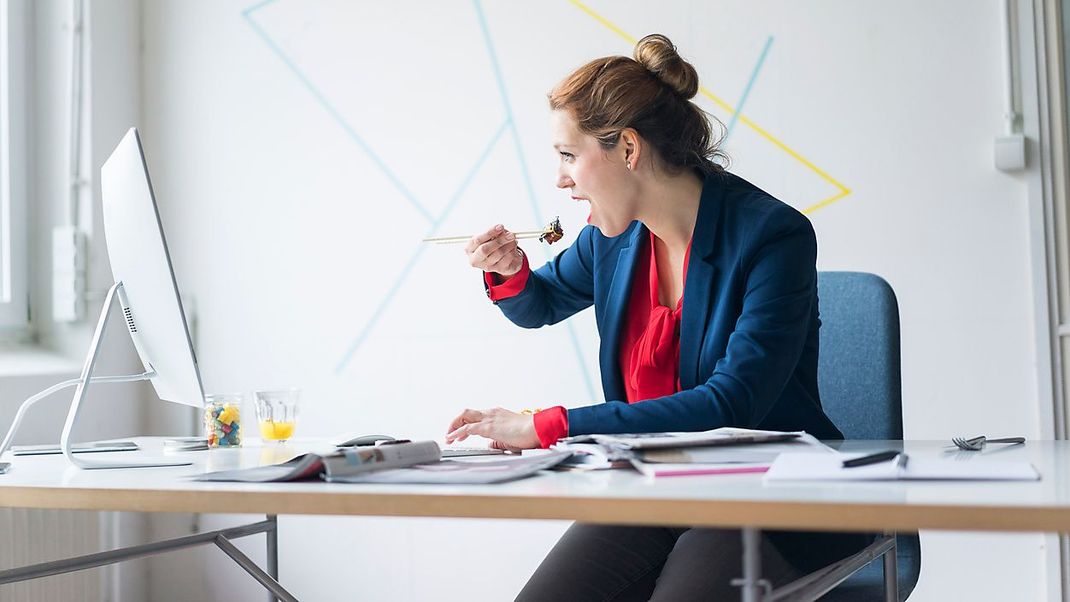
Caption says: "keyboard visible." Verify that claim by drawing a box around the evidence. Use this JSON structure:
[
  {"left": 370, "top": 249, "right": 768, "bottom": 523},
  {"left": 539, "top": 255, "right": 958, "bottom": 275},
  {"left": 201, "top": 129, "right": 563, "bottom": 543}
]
[
  {"left": 11, "top": 441, "right": 139, "bottom": 456},
  {"left": 440, "top": 446, "right": 506, "bottom": 458}
]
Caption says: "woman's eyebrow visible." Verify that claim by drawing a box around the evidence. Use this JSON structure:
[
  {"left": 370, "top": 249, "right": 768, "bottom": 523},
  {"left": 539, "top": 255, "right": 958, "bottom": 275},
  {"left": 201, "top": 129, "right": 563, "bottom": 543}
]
[{"left": 553, "top": 143, "right": 575, "bottom": 150}]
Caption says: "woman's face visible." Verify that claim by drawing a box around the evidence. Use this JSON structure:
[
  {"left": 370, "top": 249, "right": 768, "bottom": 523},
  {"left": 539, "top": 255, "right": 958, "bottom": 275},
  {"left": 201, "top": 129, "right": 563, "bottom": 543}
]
[{"left": 551, "top": 110, "right": 637, "bottom": 237}]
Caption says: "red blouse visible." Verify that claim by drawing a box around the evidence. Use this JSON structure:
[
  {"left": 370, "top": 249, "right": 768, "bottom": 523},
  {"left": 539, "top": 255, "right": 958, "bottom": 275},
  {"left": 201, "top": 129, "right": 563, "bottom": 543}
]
[{"left": 485, "top": 233, "right": 692, "bottom": 448}]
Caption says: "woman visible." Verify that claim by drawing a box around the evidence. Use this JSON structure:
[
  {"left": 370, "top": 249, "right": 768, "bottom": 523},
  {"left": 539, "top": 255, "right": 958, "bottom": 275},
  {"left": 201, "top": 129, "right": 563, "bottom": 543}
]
[{"left": 445, "top": 34, "right": 869, "bottom": 600}]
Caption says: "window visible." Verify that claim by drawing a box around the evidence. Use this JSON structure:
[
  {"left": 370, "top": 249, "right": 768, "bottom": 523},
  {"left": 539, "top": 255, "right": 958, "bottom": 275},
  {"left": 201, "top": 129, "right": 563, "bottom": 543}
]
[{"left": 0, "top": 0, "right": 29, "bottom": 337}]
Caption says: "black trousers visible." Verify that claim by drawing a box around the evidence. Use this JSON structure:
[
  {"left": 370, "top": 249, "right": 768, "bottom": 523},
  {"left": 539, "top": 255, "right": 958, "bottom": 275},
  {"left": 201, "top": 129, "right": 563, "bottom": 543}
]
[{"left": 515, "top": 524, "right": 806, "bottom": 602}]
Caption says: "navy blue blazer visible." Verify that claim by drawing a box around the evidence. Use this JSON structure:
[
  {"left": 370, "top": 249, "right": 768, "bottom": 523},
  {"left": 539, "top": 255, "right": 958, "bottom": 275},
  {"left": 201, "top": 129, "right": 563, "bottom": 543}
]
[{"left": 494, "top": 171, "right": 843, "bottom": 440}]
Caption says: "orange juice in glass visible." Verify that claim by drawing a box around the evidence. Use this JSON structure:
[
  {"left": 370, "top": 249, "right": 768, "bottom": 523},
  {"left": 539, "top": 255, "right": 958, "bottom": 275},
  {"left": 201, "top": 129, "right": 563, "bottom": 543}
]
[{"left": 253, "top": 389, "right": 300, "bottom": 443}]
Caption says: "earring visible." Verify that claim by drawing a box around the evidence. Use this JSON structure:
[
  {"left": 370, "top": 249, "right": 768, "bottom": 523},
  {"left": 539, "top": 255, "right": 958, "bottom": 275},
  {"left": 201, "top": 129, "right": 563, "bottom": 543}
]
[{"left": 626, "top": 162, "right": 632, "bottom": 170}]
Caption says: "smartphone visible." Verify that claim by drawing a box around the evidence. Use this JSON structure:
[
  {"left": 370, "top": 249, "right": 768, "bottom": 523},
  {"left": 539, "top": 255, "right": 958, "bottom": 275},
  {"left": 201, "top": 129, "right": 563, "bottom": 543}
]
[{"left": 0, "top": 462, "right": 10, "bottom": 474}]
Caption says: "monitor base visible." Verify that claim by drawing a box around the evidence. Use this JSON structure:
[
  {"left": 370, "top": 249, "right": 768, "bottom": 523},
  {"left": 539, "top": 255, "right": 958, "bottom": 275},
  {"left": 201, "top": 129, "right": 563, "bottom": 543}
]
[
  {"left": 0, "top": 282, "right": 196, "bottom": 473},
  {"left": 59, "top": 281, "right": 179, "bottom": 471},
  {"left": 68, "top": 457, "right": 192, "bottom": 470}
]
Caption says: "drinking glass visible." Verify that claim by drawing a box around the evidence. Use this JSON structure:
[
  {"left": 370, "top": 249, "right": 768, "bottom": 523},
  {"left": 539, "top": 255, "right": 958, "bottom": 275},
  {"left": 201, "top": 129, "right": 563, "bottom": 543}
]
[{"left": 253, "top": 389, "right": 300, "bottom": 443}]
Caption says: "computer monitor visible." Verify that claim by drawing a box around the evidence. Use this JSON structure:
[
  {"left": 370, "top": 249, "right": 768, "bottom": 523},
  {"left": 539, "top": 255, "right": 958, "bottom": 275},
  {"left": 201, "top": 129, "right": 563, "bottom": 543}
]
[
  {"left": 99, "top": 128, "right": 205, "bottom": 408},
  {"left": 0, "top": 128, "right": 206, "bottom": 470}
]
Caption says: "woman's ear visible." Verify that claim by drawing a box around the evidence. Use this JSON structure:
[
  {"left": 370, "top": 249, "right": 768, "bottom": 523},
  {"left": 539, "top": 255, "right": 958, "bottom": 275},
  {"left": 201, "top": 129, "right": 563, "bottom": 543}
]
[{"left": 620, "top": 128, "right": 641, "bottom": 171}]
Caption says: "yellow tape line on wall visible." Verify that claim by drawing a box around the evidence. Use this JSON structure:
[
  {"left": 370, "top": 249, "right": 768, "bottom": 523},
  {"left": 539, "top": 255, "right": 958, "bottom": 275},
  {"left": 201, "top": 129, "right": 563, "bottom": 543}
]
[{"left": 567, "top": 0, "right": 851, "bottom": 214}]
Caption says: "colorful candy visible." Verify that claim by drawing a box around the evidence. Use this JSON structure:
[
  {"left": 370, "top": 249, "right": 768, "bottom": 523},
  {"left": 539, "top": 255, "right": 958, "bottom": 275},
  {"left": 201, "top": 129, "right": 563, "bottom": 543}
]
[{"left": 204, "top": 398, "right": 242, "bottom": 448}]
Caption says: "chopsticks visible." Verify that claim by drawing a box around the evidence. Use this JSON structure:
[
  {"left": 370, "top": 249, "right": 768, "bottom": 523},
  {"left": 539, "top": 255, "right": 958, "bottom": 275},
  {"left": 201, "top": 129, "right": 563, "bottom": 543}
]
[
  {"left": 423, "top": 217, "right": 563, "bottom": 245},
  {"left": 422, "top": 230, "right": 550, "bottom": 245}
]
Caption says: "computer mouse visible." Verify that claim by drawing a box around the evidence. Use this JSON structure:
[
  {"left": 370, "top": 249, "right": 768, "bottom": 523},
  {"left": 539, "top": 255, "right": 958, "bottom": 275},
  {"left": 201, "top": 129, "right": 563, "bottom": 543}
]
[{"left": 336, "top": 434, "right": 395, "bottom": 447}]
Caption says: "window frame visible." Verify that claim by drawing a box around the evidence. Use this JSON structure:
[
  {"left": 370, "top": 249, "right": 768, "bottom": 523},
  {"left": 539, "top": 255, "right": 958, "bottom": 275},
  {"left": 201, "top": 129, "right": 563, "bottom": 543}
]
[{"left": 0, "top": 0, "right": 30, "bottom": 338}]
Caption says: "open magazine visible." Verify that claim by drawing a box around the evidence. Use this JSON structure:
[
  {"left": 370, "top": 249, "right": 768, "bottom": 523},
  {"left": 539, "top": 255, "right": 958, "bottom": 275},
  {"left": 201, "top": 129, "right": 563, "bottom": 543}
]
[
  {"left": 194, "top": 441, "right": 573, "bottom": 485},
  {"left": 194, "top": 441, "right": 442, "bottom": 483},
  {"left": 327, "top": 451, "right": 573, "bottom": 484}
]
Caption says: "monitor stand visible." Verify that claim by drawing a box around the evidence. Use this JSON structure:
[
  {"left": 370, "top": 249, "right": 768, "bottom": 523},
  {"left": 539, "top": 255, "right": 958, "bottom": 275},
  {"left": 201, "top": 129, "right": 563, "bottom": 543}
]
[{"left": 60, "top": 281, "right": 192, "bottom": 469}]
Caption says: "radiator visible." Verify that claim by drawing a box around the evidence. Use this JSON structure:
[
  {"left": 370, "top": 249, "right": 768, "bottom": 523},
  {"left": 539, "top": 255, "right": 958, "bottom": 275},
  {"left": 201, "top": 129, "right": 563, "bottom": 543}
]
[{"left": 0, "top": 509, "right": 102, "bottom": 602}]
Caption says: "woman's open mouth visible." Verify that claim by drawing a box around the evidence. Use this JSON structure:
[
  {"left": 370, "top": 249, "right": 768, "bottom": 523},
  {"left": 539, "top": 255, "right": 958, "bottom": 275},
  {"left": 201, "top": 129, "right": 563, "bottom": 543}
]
[{"left": 571, "top": 196, "right": 592, "bottom": 223}]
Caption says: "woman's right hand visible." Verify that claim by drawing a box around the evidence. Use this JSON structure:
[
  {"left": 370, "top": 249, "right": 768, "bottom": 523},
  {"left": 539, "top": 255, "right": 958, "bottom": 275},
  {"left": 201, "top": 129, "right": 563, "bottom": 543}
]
[{"left": 466, "top": 224, "right": 523, "bottom": 278}]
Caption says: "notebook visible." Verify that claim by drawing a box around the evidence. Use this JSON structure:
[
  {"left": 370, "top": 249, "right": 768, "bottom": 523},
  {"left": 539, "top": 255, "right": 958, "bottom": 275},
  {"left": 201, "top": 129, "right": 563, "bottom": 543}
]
[{"left": 764, "top": 452, "right": 1041, "bottom": 482}]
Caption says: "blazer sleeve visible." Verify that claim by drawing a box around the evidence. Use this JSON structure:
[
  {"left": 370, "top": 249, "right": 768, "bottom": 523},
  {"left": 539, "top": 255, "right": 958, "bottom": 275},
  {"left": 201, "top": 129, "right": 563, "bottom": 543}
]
[
  {"left": 489, "top": 225, "right": 597, "bottom": 328},
  {"left": 567, "top": 206, "right": 817, "bottom": 435}
]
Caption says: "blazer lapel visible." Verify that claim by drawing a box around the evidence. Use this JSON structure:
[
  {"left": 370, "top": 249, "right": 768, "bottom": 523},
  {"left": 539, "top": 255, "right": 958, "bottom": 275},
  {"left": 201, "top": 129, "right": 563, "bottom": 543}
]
[
  {"left": 679, "top": 173, "right": 726, "bottom": 389},
  {"left": 599, "top": 223, "right": 645, "bottom": 401}
]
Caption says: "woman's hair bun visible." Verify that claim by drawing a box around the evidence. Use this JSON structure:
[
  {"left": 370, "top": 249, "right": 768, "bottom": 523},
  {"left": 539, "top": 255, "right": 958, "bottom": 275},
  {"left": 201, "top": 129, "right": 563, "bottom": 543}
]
[{"left": 633, "top": 34, "right": 699, "bottom": 99}]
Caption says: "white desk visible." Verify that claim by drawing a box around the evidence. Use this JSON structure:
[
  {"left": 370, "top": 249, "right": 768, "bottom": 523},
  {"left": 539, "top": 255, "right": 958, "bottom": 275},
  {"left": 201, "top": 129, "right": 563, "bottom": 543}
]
[{"left": 1, "top": 438, "right": 1066, "bottom": 601}]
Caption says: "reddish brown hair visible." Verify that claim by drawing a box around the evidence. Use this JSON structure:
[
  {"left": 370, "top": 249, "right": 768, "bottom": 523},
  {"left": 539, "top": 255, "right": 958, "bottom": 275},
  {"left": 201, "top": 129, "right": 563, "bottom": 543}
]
[{"left": 548, "top": 34, "right": 726, "bottom": 176}]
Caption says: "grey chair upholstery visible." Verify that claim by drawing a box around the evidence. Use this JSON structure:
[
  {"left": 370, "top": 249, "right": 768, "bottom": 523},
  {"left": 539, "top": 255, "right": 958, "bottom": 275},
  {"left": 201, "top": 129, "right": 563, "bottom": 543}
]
[{"left": 816, "top": 272, "right": 921, "bottom": 601}]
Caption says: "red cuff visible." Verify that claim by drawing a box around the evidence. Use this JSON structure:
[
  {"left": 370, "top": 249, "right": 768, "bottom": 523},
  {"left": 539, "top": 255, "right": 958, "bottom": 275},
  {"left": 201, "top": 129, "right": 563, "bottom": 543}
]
[
  {"left": 484, "top": 251, "right": 531, "bottom": 302},
  {"left": 533, "top": 406, "right": 568, "bottom": 448}
]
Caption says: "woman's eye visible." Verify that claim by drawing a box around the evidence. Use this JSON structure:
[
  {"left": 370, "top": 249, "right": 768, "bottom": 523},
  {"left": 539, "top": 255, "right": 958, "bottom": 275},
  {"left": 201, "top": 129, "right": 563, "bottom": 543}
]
[{"left": 559, "top": 152, "right": 574, "bottom": 161}]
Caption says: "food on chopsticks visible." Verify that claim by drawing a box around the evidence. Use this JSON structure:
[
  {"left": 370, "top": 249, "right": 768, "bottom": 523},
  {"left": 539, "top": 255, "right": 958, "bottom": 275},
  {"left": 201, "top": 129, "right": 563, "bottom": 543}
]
[{"left": 537, "top": 217, "right": 563, "bottom": 244}]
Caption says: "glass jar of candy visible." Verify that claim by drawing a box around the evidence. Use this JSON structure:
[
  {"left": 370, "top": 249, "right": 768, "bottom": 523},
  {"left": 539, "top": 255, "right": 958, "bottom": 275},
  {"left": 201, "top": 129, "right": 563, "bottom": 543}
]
[{"left": 204, "top": 393, "right": 243, "bottom": 448}]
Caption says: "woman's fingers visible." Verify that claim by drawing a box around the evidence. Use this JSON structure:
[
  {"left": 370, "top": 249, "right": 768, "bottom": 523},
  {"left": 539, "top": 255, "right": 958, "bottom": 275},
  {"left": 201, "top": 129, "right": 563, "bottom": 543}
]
[
  {"left": 445, "top": 424, "right": 469, "bottom": 443},
  {"left": 446, "top": 408, "right": 484, "bottom": 433},
  {"left": 486, "top": 246, "right": 523, "bottom": 275},
  {"left": 463, "top": 225, "right": 523, "bottom": 277},
  {"left": 446, "top": 419, "right": 491, "bottom": 444},
  {"left": 445, "top": 407, "right": 537, "bottom": 451},
  {"left": 466, "top": 225, "right": 504, "bottom": 255},
  {"left": 446, "top": 408, "right": 493, "bottom": 443},
  {"left": 445, "top": 408, "right": 500, "bottom": 443},
  {"left": 482, "top": 235, "right": 517, "bottom": 267},
  {"left": 470, "top": 234, "right": 514, "bottom": 268}
]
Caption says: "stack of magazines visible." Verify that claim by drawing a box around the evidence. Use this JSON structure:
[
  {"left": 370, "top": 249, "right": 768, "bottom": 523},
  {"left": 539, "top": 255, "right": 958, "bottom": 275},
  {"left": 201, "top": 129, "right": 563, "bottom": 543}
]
[
  {"left": 191, "top": 428, "right": 832, "bottom": 483},
  {"left": 552, "top": 427, "right": 833, "bottom": 477}
]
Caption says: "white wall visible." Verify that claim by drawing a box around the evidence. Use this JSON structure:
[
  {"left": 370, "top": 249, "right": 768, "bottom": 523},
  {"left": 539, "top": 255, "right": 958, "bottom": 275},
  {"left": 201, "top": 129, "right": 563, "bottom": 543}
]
[{"left": 137, "top": 1, "right": 1050, "bottom": 600}]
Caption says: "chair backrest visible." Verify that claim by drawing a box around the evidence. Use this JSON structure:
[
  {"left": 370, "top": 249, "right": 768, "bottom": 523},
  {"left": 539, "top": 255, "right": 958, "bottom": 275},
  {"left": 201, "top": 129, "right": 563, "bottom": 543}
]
[
  {"left": 816, "top": 271, "right": 903, "bottom": 440},
  {"left": 816, "top": 272, "right": 920, "bottom": 602}
]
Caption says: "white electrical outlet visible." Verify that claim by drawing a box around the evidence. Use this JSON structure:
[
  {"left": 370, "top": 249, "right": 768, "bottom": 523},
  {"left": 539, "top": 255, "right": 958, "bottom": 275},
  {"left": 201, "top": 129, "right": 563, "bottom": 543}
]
[
  {"left": 995, "top": 134, "right": 1027, "bottom": 172},
  {"left": 52, "top": 225, "right": 86, "bottom": 322}
]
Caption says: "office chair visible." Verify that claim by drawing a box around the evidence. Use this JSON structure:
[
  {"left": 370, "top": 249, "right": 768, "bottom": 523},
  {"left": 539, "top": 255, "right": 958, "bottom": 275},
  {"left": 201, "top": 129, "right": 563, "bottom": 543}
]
[{"left": 815, "top": 271, "right": 921, "bottom": 601}]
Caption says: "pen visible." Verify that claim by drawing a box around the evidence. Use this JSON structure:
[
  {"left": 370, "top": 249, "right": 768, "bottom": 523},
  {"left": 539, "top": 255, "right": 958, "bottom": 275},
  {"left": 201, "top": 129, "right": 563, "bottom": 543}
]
[{"left": 842, "top": 450, "right": 907, "bottom": 468}]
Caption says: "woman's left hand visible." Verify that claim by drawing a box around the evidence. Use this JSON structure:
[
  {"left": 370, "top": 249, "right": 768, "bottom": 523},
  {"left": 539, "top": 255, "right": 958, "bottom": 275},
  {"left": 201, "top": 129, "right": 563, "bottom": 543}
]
[{"left": 445, "top": 407, "right": 540, "bottom": 451}]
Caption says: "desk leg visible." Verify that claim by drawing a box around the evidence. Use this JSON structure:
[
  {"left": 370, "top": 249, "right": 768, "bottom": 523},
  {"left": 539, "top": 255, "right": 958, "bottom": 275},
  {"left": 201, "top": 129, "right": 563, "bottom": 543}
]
[
  {"left": 215, "top": 535, "right": 298, "bottom": 602},
  {"left": 0, "top": 518, "right": 298, "bottom": 601},
  {"left": 883, "top": 535, "right": 898, "bottom": 602},
  {"left": 739, "top": 527, "right": 764, "bottom": 602},
  {"left": 267, "top": 514, "right": 279, "bottom": 602}
]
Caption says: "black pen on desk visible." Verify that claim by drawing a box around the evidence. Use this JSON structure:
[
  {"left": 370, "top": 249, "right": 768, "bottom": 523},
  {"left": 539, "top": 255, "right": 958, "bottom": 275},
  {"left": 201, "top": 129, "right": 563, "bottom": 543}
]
[{"left": 842, "top": 450, "right": 908, "bottom": 469}]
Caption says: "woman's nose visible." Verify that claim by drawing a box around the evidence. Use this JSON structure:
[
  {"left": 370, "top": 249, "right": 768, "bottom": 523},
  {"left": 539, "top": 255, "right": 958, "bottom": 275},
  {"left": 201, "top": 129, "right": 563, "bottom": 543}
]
[{"left": 556, "top": 173, "right": 574, "bottom": 189}]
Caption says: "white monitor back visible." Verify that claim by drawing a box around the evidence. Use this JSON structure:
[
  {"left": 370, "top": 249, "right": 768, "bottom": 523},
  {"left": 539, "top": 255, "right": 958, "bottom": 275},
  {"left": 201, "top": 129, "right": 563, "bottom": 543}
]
[{"left": 100, "top": 128, "right": 205, "bottom": 407}]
